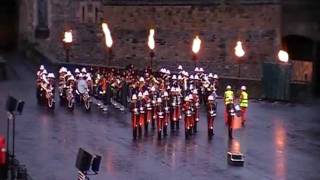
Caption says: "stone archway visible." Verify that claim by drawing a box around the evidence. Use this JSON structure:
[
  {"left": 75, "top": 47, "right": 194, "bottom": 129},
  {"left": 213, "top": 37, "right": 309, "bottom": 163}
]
[{"left": 282, "top": 35, "right": 320, "bottom": 97}]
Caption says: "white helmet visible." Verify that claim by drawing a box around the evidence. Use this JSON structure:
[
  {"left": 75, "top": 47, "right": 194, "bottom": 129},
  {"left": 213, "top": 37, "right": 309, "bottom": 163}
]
[
  {"left": 48, "top": 73, "right": 55, "bottom": 78},
  {"left": 190, "top": 75, "right": 194, "bottom": 79},
  {"left": 75, "top": 68, "right": 80, "bottom": 73},
  {"left": 143, "top": 91, "right": 149, "bottom": 96},
  {"left": 178, "top": 75, "right": 182, "bottom": 80},
  {"left": 213, "top": 74, "right": 218, "bottom": 79},
  {"left": 192, "top": 89, "right": 198, "bottom": 94},
  {"left": 194, "top": 67, "right": 199, "bottom": 72},
  {"left": 241, "top": 86, "right": 247, "bottom": 91},
  {"left": 188, "top": 94, "right": 193, "bottom": 100},
  {"left": 166, "top": 70, "right": 170, "bottom": 75},
  {"left": 81, "top": 68, "right": 87, "bottom": 73},
  {"left": 194, "top": 75, "right": 199, "bottom": 80},
  {"left": 78, "top": 74, "right": 83, "bottom": 78},
  {"left": 178, "top": 65, "right": 183, "bottom": 70},
  {"left": 40, "top": 65, "right": 45, "bottom": 70},
  {"left": 208, "top": 73, "right": 213, "bottom": 78},
  {"left": 132, "top": 94, "right": 137, "bottom": 100},
  {"left": 171, "top": 87, "right": 176, "bottom": 92},
  {"left": 139, "top": 77, "right": 145, "bottom": 82},
  {"left": 163, "top": 91, "right": 169, "bottom": 97},
  {"left": 208, "top": 95, "right": 214, "bottom": 101},
  {"left": 157, "top": 97, "right": 162, "bottom": 103},
  {"left": 176, "top": 87, "right": 181, "bottom": 93},
  {"left": 184, "top": 96, "right": 190, "bottom": 101},
  {"left": 160, "top": 68, "right": 166, "bottom": 73},
  {"left": 172, "top": 75, "right": 177, "bottom": 80},
  {"left": 199, "top": 68, "right": 204, "bottom": 72},
  {"left": 66, "top": 71, "right": 72, "bottom": 77},
  {"left": 68, "top": 76, "right": 75, "bottom": 81},
  {"left": 151, "top": 86, "right": 156, "bottom": 91},
  {"left": 138, "top": 92, "right": 143, "bottom": 97},
  {"left": 47, "top": 73, "right": 55, "bottom": 78},
  {"left": 185, "top": 72, "right": 189, "bottom": 77},
  {"left": 59, "top": 67, "right": 67, "bottom": 73},
  {"left": 87, "top": 76, "right": 92, "bottom": 81},
  {"left": 226, "top": 85, "right": 232, "bottom": 90}
]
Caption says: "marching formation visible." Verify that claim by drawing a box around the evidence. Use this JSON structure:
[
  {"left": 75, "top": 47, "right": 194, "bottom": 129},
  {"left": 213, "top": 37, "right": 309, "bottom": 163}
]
[
  {"left": 36, "top": 65, "right": 93, "bottom": 111},
  {"left": 35, "top": 64, "right": 249, "bottom": 140}
]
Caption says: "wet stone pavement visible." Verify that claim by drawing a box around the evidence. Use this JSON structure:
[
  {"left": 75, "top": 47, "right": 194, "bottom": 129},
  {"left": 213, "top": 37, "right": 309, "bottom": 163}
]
[{"left": 0, "top": 57, "right": 320, "bottom": 180}]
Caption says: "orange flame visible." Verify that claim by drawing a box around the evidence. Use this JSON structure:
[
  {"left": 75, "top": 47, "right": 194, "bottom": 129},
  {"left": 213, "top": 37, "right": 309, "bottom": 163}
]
[
  {"left": 278, "top": 50, "right": 289, "bottom": 63},
  {"left": 192, "top": 36, "right": 201, "bottom": 54},
  {"left": 102, "top": 23, "right": 113, "bottom": 48},
  {"left": 63, "top": 31, "right": 73, "bottom": 43},
  {"left": 235, "top": 41, "right": 245, "bottom": 58},
  {"left": 148, "top": 29, "right": 155, "bottom": 50}
]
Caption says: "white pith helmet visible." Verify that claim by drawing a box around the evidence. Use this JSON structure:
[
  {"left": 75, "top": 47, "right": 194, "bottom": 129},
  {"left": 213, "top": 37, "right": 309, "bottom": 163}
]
[
  {"left": 143, "top": 91, "right": 149, "bottom": 96},
  {"left": 39, "top": 65, "right": 45, "bottom": 70},
  {"left": 59, "top": 67, "right": 67, "bottom": 73},
  {"left": 132, "top": 94, "right": 137, "bottom": 100},
  {"left": 192, "top": 89, "right": 198, "bottom": 94},
  {"left": 172, "top": 75, "right": 177, "bottom": 80},
  {"left": 47, "top": 73, "right": 55, "bottom": 78}
]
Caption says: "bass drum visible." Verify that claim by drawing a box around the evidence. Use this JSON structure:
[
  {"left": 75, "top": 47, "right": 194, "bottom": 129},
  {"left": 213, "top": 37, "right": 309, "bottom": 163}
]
[{"left": 77, "top": 80, "right": 88, "bottom": 94}]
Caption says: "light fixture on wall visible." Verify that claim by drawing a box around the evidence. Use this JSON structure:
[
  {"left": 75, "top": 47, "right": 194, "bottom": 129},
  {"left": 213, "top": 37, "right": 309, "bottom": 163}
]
[
  {"left": 102, "top": 22, "right": 113, "bottom": 66},
  {"left": 62, "top": 30, "right": 73, "bottom": 63},
  {"left": 148, "top": 28, "right": 155, "bottom": 70},
  {"left": 234, "top": 41, "right": 245, "bottom": 78},
  {"left": 278, "top": 50, "right": 289, "bottom": 63},
  {"left": 192, "top": 35, "right": 201, "bottom": 68}
]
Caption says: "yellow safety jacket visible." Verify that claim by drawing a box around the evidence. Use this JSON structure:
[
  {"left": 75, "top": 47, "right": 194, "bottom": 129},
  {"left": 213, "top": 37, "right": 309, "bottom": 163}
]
[
  {"left": 224, "top": 90, "right": 234, "bottom": 105},
  {"left": 240, "top": 91, "right": 248, "bottom": 108}
]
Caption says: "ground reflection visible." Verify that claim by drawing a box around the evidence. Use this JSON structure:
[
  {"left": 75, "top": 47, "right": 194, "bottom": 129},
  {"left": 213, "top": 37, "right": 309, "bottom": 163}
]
[
  {"left": 228, "top": 139, "right": 241, "bottom": 153},
  {"left": 274, "top": 120, "right": 287, "bottom": 180}
]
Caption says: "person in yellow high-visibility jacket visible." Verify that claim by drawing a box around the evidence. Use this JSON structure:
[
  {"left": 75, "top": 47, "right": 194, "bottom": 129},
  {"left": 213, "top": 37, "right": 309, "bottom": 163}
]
[
  {"left": 224, "top": 85, "right": 235, "bottom": 138},
  {"left": 224, "top": 85, "right": 234, "bottom": 105},
  {"left": 239, "top": 86, "right": 249, "bottom": 126},
  {"left": 224, "top": 85, "right": 234, "bottom": 124}
]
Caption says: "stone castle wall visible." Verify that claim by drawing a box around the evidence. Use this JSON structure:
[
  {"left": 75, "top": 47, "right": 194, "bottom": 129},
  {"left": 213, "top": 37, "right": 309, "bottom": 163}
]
[{"left": 19, "top": 0, "right": 281, "bottom": 79}]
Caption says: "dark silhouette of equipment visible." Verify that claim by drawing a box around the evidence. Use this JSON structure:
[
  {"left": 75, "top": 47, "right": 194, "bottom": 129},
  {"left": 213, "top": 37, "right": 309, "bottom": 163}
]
[
  {"left": 6, "top": 96, "right": 17, "bottom": 112},
  {"left": 75, "top": 148, "right": 92, "bottom": 172},
  {"left": 6, "top": 96, "right": 25, "bottom": 114},
  {"left": 5, "top": 96, "right": 25, "bottom": 179},
  {"left": 16, "top": 101, "right": 25, "bottom": 115},
  {"left": 91, "top": 155, "right": 101, "bottom": 173},
  {"left": 75, "top": 148, "right": 102, "bottom": 179}
]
